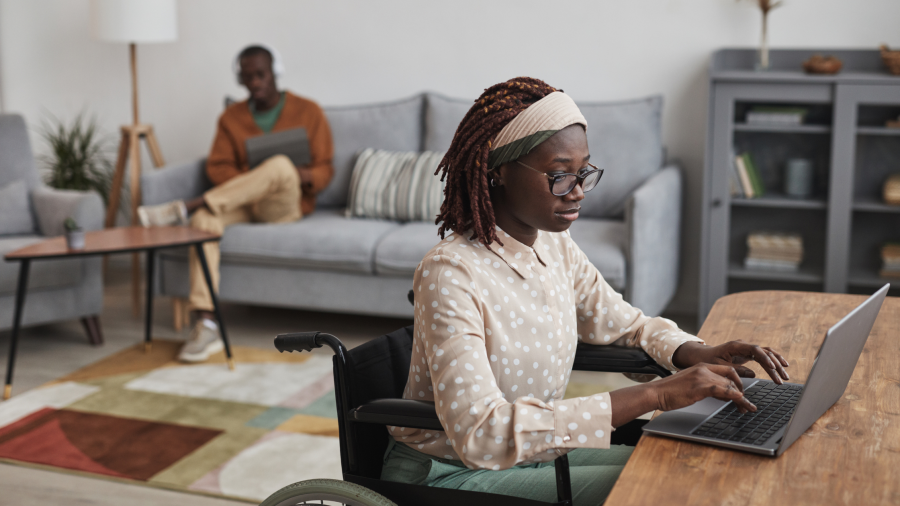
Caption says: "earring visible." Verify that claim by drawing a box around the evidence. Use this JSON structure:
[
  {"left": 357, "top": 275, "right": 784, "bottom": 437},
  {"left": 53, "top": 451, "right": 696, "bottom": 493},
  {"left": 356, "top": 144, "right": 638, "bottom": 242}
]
[{"left": 490, "top": 178, "right": 500, "bottom": 188}]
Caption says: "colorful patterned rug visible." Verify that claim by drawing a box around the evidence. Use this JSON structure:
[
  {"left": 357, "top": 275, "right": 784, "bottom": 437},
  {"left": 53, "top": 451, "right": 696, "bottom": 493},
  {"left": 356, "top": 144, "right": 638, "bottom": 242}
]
[
  {"left": 0, "top": 340, "right": 343, "bottom": 502},
  {"left": 0, "top": 340, "right": 613, "bottom": 503}
]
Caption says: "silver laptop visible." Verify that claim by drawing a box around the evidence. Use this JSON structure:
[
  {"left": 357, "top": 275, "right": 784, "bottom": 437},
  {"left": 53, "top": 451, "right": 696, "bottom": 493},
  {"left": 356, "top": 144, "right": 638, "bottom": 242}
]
[
  {"left": 246, "top": 127, "right": 311, "bottom": 169},
  {"left": 643, "top": 284, "right": 888, "bottom": 456}
]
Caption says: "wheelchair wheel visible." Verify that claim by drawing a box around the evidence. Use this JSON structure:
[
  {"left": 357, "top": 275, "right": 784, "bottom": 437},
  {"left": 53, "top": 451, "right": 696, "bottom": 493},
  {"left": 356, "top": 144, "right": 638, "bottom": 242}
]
[{"left": 260, "top": 478, "right": 397, "bottom": 506}]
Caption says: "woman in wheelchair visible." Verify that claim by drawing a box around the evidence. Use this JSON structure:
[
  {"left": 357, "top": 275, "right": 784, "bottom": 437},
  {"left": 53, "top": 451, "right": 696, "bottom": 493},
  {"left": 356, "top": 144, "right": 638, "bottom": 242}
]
[{"left": 378, "top": 77, "right": 790, "bottom": 505}]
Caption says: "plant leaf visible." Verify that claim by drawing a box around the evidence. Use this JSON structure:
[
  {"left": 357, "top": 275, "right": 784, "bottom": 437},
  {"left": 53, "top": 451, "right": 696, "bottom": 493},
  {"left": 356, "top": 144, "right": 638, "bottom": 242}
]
[{"left": 40, "top": 109, "right": 114, "bottom": 205}]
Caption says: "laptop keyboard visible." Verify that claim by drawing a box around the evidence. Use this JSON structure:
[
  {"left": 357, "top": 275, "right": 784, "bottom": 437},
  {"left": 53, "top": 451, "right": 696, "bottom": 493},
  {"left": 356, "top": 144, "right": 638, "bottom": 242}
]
[{"left": 690, "top": 382, "right": 803, "bottom": 446}]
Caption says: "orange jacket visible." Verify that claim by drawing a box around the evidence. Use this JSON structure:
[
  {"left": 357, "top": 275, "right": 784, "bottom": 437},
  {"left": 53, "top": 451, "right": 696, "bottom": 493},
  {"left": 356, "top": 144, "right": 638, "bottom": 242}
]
[{"left": 206, "top": 91, "right": 334, "bottom": 216}]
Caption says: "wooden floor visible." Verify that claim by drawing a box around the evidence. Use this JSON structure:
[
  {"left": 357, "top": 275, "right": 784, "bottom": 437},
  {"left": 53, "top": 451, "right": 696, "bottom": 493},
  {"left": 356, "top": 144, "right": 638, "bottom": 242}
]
[{"left": 0, "top": 254, "right": 695, "bottom": 505}]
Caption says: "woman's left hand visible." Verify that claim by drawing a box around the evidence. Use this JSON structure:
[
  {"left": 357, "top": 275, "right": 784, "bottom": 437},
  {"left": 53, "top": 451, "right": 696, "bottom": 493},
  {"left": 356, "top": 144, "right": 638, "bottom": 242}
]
[{"left": 672, "top": 341, "right": 790, "bottom": 384}]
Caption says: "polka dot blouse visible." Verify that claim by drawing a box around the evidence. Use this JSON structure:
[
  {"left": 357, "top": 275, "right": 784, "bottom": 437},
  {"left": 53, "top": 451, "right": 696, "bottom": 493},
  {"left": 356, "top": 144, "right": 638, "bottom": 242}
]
[{"left": 391, "top": 227, "right": 704, "bottom": 470}]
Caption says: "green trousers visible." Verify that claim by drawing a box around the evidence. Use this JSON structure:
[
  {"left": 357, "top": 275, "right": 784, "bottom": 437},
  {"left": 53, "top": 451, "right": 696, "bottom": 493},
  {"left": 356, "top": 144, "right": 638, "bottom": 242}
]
[{"left": 380, "top": 439, "right": 633, "bottom": 505}]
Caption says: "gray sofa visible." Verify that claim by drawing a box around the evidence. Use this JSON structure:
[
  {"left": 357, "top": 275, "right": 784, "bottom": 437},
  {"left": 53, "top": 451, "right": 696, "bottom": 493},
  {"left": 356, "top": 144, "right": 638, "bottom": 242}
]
[
  {"left": 0, "top": 114, "right": 105, "bottom": 339},
  {"left": 141, "top": 92, "right": 681, "bottom": 319}
]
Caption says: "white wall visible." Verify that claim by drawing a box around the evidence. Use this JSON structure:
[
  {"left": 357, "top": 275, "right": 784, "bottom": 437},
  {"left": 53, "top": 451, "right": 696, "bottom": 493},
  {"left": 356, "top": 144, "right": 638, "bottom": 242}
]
[{"left": 2, "top": 0, "right": 899, "bottom": 316}]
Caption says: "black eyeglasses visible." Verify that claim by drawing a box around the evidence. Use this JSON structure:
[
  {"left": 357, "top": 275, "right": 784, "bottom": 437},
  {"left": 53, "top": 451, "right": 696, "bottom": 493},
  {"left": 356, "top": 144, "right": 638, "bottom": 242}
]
[{"left": 515, "top": 161, "right": 604, "bottom": 196}]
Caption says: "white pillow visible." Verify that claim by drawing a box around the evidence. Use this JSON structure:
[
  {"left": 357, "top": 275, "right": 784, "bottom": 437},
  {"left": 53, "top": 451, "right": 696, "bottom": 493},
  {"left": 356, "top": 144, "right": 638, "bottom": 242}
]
[
  {"left": 345, "top": 149, "right": 445, "bottom": 222},
  {"left": 0, "top": 179, "right": 34, "bottom": 235}
]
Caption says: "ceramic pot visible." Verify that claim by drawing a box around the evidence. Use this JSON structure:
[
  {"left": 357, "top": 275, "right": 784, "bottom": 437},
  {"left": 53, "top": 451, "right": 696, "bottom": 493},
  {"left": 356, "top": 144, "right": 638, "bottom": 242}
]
[{"left": 66, "top": 230, "right": 85, "bottom": 250}]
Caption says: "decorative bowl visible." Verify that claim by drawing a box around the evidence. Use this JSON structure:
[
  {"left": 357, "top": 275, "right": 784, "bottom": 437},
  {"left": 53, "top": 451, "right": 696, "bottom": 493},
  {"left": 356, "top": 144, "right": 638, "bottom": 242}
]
[{"left": 802, "top": 54, "right": 843, "bottom": 75}]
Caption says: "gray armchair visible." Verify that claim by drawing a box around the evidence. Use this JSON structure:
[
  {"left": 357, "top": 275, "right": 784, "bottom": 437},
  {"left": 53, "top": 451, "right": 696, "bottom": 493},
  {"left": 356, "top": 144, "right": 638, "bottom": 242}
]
[
  {"left": 0, "top": 114, "right": 105, "bottom": 343},
  {"left": 624, "top": 165, "right": 682, "bottom": 316}
]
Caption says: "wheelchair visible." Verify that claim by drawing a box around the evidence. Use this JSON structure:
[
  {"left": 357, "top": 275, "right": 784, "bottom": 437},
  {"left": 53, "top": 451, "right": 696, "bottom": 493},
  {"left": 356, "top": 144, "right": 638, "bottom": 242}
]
[{"left": 261, "top": 296, "right": 671, "bottom": 506}]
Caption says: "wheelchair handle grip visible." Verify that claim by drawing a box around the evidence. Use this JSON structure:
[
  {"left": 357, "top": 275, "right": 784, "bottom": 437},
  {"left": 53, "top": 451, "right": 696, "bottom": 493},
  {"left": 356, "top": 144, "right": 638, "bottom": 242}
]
[{"left": 275, "top": 331, "right": 324, "bottom": 353}]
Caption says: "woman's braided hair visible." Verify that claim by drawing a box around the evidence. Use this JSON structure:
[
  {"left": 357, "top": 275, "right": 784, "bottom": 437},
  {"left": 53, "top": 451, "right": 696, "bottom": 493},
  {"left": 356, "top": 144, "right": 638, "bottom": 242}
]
[{"left": 435, "top": 77, "right": 557, "bottom": 246}]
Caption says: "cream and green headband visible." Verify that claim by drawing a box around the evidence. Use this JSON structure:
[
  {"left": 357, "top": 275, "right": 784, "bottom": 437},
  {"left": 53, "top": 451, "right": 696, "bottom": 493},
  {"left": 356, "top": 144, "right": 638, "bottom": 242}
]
[{"left": 487, "top": 91, "right": 588, "bottom": 171}]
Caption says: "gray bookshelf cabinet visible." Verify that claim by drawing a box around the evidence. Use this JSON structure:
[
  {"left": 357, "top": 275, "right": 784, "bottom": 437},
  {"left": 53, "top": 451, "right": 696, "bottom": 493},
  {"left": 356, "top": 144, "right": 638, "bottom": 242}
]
[{"left": 699, "top": 48, "right": 900, "bottom": 324}]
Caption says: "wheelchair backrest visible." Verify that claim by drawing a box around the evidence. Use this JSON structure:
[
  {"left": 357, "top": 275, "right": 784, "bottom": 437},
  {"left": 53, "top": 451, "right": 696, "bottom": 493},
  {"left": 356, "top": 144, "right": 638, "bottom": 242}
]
[
  {"left": 339, "top": 325, "right": 414, "bottom": 479},
  {"left": 346, "top": 325, "right": 414, "bottom": 405}
]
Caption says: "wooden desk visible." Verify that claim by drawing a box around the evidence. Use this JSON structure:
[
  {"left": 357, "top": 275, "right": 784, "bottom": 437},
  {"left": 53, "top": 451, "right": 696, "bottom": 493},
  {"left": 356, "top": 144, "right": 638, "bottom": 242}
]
[{"left": 606, "top": 291, "right": 899, "bottom": 505}]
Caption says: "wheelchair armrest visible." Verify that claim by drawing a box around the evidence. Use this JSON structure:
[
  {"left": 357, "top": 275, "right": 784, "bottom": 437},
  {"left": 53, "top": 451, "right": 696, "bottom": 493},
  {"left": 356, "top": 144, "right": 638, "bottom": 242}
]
[
  {"left": 349, "top": 399, "right": 444, "bottom": 431},
  {"left": 573, "top": 343, "right": 671, "bottom": 377}
]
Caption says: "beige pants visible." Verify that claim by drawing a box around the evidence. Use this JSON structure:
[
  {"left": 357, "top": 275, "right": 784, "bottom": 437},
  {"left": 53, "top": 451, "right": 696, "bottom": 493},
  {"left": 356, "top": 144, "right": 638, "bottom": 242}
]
[{"left": 188, "top": 155, "right": 302, "bottom": 312}]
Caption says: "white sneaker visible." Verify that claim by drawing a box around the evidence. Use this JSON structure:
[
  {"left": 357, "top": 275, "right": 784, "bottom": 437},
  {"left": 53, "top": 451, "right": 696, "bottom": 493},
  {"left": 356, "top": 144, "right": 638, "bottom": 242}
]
[
  {"left": 178, "top": 319, "right": 224, "bottom": 362},
  {"left": 137, "top": 200, "right": 189, "bottom": 227}
]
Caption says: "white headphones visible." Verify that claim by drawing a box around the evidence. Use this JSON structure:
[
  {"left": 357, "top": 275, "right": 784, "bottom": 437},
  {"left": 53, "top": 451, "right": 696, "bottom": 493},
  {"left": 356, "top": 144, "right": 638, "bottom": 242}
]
[{"left": 233, "top": 43, "right": 285, "bottom": 84}]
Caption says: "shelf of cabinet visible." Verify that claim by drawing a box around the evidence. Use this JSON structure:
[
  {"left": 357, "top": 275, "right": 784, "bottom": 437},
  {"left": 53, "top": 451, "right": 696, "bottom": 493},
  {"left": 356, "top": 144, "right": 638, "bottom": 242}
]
[
  {"left": 731, "top": 195, "right": 827, "bottom": 209},
  {"left": 733, "top": 123, "right": 831, "bottom": 134},
  {"left": 853, "top": 197, "right": 900, "bottom": 213},
  {"left": 727, "top": 262, "right": 823, "bottom": 284},
  {"left": 857, "top": 126, "right": 900, "bottom": 136},
  {"left": 847, "top": 268, "right": 896, "bottom": 288}
]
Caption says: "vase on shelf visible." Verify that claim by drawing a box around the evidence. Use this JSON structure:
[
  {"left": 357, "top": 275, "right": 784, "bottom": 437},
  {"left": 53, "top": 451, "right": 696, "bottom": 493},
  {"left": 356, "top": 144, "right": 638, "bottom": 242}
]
[
  {"left": 746, "top": 0, "right": 782, "bottom": 72},
  {"left": 758, "top": 12, "right": 769, "bottom": 70}
]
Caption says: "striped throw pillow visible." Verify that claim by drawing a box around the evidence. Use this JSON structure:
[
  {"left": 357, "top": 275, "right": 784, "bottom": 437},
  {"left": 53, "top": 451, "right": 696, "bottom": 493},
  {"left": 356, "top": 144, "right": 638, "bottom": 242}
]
[{"left": 345, "top": 149, "right": 446, "bottom": 221}]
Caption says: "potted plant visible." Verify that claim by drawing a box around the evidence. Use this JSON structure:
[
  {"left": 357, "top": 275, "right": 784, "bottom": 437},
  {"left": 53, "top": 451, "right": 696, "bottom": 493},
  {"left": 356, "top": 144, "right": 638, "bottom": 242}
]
[
  {"left": 64, "top": 217, "right": 85, "bottom": 250},
  {"left": 40, "top": 112, "right": 114, "bottom": 206}
]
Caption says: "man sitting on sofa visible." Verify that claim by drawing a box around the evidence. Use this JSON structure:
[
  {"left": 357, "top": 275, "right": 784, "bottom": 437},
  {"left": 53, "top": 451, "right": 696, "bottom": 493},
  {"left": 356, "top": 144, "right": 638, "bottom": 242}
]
[{"left": 138, "top": 44, "right": 334, "bottom": 362}]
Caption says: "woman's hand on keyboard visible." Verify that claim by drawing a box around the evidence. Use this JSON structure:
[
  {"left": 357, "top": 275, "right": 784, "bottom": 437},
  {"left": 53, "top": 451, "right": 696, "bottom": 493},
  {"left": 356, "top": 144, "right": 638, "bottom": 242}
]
[
  {"left": 653, "top": 363, "right": 758, "bottom": 414},
  {"left": 672, "top": 341, "right": 790, "bottom": 384}
]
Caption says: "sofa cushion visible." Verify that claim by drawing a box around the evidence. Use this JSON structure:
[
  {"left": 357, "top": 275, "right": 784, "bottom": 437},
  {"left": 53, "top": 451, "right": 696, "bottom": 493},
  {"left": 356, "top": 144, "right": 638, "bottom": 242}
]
[
  {"left": 424, "top": 93, "right": 472, "bottom": 152},
  {"left": 318, "top": 95, "right": 424, "bottom": 209},
  {"left": 204, "top": 209, "right": 399, "bottom": 275},
  {"left": 567, "top": 218, "right": 627, "bottom": 291},
  {"left": 0, "top": 236, "right": 83, "bottom": 295},
  {"left": 0, "top": 114, "right": 39, "bottom": 189},
  {"left": 577, "top": 96, "right": 663, "bottom": 219},
  {"left": 346, "top": 149, "right": 445, "bottom": 222},
  {"left": 374, "top": 222, "right": 444, "bottom": 276},
  {"left": 0, "top": 179, "right": 34, "bottom": 235}
]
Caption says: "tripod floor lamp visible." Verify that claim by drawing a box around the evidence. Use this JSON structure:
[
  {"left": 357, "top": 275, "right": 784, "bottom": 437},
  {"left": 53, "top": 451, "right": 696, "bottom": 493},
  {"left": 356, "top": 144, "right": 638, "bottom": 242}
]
[{"left": 91, "top": 0, "right": 177, "bottom": 315}]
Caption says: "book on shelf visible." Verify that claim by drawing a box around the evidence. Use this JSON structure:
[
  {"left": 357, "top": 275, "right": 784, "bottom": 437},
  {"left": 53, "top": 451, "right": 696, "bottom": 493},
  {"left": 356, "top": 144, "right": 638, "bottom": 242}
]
[
  {"left": 747, "top": 232, "right": 803, "bottom": 250},
  {"left": 733, "top": 152, "right": 765, "bottom": 198},
  {"left": 741, "top": 153, "right": 765, "bottom": 197},
  {"left": 880, "top": 242, "right": 900, "bottom": 278},
  {"left": 744, "top": 251, "right": 804, "bottom": 263},
  {"left": 731, "top": 151, "right": 753, "bottom": 199},
  {"left": 729, "top": 173, "right": 741, "bottom": 197},
  {"left": 744, "top": 257, "right": 800, "bottom": 272},
  {"left": 745, "top": 231, "right": 803, "bottom": 272},
  {"left": 746, "top": 106, "right": 808, "bottom": 126},
  {"left": 728, "top": 146, "right": 744, "bottom": 197}
]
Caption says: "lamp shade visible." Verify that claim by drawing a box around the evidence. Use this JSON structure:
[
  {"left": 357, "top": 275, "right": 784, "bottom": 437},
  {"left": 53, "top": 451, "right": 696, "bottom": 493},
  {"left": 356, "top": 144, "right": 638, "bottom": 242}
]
[{"left": 91, "top": 0, "right": 178, "bottom": 43}]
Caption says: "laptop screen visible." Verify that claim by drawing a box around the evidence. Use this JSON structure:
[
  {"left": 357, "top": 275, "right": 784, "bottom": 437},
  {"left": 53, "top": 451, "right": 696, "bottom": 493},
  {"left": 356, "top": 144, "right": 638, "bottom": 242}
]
[
  {"left": 245, "top": 127, "right": 311, "bottom": 169},
  {"left": 776, "top": 284, "right": 888, "bottom": 454}
]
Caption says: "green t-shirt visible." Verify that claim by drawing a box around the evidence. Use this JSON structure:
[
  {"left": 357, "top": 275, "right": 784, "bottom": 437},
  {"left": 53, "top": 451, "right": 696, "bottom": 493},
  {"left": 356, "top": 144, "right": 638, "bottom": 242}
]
[{"left": 249, "top": 92, "right": 286, "bottom": 133}]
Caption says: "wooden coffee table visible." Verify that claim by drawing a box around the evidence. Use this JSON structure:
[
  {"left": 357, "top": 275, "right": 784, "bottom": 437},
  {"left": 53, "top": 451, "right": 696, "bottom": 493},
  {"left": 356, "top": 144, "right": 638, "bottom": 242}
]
[{"left": 2, "top": 226, "right": 233, "bottom": 400}]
